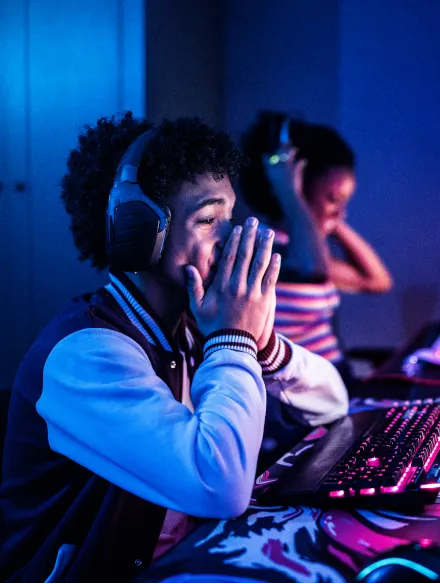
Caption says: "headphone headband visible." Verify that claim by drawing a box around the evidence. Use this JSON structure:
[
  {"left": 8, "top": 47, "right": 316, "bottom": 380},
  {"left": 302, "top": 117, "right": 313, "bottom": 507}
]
[
  {"left": 116, "top": 129, "right": 156, "bottom": 172},
  {"left": 279, "top": 116, "right": 291, "bottom": 146}
]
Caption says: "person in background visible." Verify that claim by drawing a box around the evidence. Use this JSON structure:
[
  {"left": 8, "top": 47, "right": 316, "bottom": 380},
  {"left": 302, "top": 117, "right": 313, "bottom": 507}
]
[
  {"left": 240, "top": 111, "right": 393, "bottom": 380},
  {"left": 0, "top": 113, "right": 348, "bottom": 582}
]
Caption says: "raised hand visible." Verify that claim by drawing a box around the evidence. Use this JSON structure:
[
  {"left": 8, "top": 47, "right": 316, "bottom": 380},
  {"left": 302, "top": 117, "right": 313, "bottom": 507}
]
[
  {"left": 262, "top": 145, "right": 307, "bottom": 206},
  {"left": 186, "top": 217, "right": 281, "bottom": 344}
]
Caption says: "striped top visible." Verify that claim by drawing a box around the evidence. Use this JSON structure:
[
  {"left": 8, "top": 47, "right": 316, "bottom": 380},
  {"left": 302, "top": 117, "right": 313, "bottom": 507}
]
[{"left": 275, "top": 280, "right": 342, "bottom": 363}]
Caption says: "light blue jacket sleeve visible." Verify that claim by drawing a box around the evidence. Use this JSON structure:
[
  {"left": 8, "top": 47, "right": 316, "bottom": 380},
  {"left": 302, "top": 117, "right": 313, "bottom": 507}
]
[{"left": 37, "top": 328, "right": 266, "bottom": 519}]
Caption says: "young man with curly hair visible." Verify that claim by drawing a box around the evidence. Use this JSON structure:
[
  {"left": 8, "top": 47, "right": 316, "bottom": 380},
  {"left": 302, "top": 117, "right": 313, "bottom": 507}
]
[{"left": 0, "top": 113, "right": 348, "bottom": 582}]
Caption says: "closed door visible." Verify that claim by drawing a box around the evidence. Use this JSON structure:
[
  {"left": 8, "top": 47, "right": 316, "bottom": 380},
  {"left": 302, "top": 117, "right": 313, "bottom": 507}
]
[
  {"left": 0, "top": 0, "right": 34, "bottom": 388},
  {"left": 0, "top": 0, "right": 146, "bottom": 387}
]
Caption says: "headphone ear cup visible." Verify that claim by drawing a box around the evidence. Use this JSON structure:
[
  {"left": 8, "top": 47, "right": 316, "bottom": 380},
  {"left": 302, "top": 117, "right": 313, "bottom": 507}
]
[
  {"left": 108, "top": 202, "right": 163, "bottom": 272},
  {"left": 105, "top": 129, "right": 172, "bottom": 272},
  {"left": 106, "top": 182, "right": 170, "bottom": 272}
]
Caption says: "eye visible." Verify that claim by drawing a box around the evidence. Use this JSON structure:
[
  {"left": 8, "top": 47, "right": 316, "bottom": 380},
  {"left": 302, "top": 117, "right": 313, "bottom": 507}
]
[
  {"left": 197, "top": 216, "right": 235, "bottom": 226},
  {"left": 198, "top": 217, "right": 215, "bottom": 225}
]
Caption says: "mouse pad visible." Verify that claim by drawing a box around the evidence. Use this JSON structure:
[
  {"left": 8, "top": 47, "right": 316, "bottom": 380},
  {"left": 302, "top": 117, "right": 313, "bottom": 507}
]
[{"left": 140, "top": 502, "right": 440, "bottom": 583}]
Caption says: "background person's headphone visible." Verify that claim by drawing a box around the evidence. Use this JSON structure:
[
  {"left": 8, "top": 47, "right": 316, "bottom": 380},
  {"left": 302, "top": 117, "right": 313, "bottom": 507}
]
[
  {"left": 278, "top": 115, "right": 291, "bottom": 147},
  {"left": 265, "top": 113, "right": 292, "bottom": 155},
  {"left": 105, "top": 129, "right": 171, "bottom": 272},
  {"left": 266, "top": 114, "right": 294, "bottom": 166}
]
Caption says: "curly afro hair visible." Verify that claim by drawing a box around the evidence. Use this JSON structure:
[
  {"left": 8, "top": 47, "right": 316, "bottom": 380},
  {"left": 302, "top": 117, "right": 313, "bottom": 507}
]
[
  {"left": 61, "top": 112, "right": 243, "bottom": 270},
  {"left": 240, "top": 110, "right": 355, "bottom": 224}
]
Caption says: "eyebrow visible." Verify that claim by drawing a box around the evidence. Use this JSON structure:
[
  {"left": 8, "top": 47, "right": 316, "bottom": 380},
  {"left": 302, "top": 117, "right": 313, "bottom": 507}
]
[{"left": 192, "top": 197, "right": 226, "bottom": 213}]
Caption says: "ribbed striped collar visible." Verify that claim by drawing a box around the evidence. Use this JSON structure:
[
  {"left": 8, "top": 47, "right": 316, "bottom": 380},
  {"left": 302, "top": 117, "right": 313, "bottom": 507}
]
[{"left": 105, "top": 271, "right": 193, "bottom": 353}]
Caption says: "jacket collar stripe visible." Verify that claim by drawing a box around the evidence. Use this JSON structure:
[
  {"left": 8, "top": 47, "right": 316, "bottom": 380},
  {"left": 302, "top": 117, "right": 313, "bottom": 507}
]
[
  {"left": 108, "top": 273, "right": 172, "bottom": 351},
  {"left": 104, "top": 284, "right": 157, "bottom": 346}
]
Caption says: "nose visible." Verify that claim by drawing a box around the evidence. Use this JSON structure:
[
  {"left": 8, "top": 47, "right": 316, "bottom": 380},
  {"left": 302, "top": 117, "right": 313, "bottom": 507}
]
[{"left": 216, "top": 219, "right": 234, "bottom": 251}]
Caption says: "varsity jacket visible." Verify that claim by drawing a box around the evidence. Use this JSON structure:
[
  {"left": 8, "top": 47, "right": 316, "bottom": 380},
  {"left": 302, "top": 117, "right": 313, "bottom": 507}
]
[{"left": 0, "top": 271, "right": 348, "bottom": 582}]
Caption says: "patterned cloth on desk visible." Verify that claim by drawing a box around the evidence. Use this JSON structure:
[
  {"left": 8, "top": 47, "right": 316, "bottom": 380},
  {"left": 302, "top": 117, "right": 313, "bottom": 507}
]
[
  {"left": 275, "top": 280, "right": 342, "bottom": 363},
  {"left": 142, "top": 503, "right": 440, "bottom": 583}
]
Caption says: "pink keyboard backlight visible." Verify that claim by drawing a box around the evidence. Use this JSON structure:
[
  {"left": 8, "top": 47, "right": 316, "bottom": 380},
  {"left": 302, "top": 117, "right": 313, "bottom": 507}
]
[
  {"left": 367, "top": 457, "right": 380, "bottom": 467},
  {"left": 359, "top": 488, "right": 376, "bottom": 496},
  {"left": 329, "top": 490, "right": 345, "bottom": 498},
  {"left": 424, "top": 434, "right": 440, "bottom": 471}
]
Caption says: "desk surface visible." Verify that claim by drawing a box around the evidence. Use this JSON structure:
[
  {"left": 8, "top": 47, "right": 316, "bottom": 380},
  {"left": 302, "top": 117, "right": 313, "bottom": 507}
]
[
  {"left": 143, "top": 503, "right": 440, "bottom": 583},
  {"left": 141, "top": 324, "right": 440, "bottom": 583}
]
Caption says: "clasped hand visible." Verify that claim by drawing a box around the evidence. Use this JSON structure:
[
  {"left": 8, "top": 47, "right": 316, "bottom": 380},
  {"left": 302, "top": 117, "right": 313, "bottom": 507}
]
[{"left": 186, "top": 217, "right": 281, "bottom": 351}]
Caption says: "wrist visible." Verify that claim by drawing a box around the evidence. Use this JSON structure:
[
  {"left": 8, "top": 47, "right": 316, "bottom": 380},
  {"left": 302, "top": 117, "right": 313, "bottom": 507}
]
[
  {"left": 257, "top": 330, "right": 292, "bottom": 374},
  {"left": 204, "top": 329, "right": 257, "bottom": 360}
]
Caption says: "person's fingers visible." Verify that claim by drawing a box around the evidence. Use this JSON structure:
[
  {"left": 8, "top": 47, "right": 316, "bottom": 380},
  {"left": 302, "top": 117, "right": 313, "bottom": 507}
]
[
  {"left": 278, "top": 144, "right": 297, "bottom": 161},
  {"left": 250, "top": 228, "right": 263, "bottom": 267},
  {"left": 261, "top": 253, "right": 281, "bottom": 295},
  {"left": 248, "top": 229, "right": 275, "bottom": 291},
  {"left": 231, "top": 217, "right": 258, "bottom": 291},
  {"left": 254, "top": 229, "right": 263, "bottom": 248},
  {"left": 213, "top": 225, "right": 242, "bottom": 287},
  {"left": 186, "top": 265, "right": 204, "bottom": 311}
]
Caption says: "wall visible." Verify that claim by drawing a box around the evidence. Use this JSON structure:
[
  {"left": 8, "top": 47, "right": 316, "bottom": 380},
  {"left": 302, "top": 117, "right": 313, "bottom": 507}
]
[
  {"left": 0, "top": 0, "right": 146, "bottom": 387},
  {"left": 146, "top": 0, "right": 222, "bottom": 126},
  {"left": 222, "top": 0, "right": 341, "bottom": 139},
  {"left": 338, "top": 0, "right": 440, "bottom": 347},
  {"left": 223, "top": 0, "right": 440, "bottom": 349}
]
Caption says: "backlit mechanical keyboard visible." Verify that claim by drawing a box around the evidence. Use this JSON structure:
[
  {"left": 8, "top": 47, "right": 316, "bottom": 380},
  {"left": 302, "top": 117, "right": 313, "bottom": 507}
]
[
  {"left": 321, "top": 401, "right": 440, "bottom": 500},
  {"left": 255, "top": 399, "right": 440, "bottom": 509}
]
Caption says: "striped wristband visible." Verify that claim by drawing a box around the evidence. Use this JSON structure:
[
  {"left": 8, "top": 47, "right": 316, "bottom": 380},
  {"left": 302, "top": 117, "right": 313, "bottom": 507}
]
[
  {"left": 257, "top": 330, "right": 292, "bottom": 374},
  {"left": 204, "top": 329, "right": 258, "bottom": 360}
]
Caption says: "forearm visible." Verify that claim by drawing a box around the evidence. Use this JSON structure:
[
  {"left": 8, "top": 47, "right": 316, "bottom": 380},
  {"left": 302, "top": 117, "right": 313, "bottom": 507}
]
[
  {"left": 331, "top": 222, "right": 393, "bottom": 293},
  {"left": 277, "top": 186, "right": 329, "bottom": 280}
]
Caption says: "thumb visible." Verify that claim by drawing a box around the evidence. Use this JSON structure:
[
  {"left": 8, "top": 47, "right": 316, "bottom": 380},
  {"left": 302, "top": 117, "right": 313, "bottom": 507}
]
[{"left": 186, "top": 265, "right": 204, "bottom": 310}]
